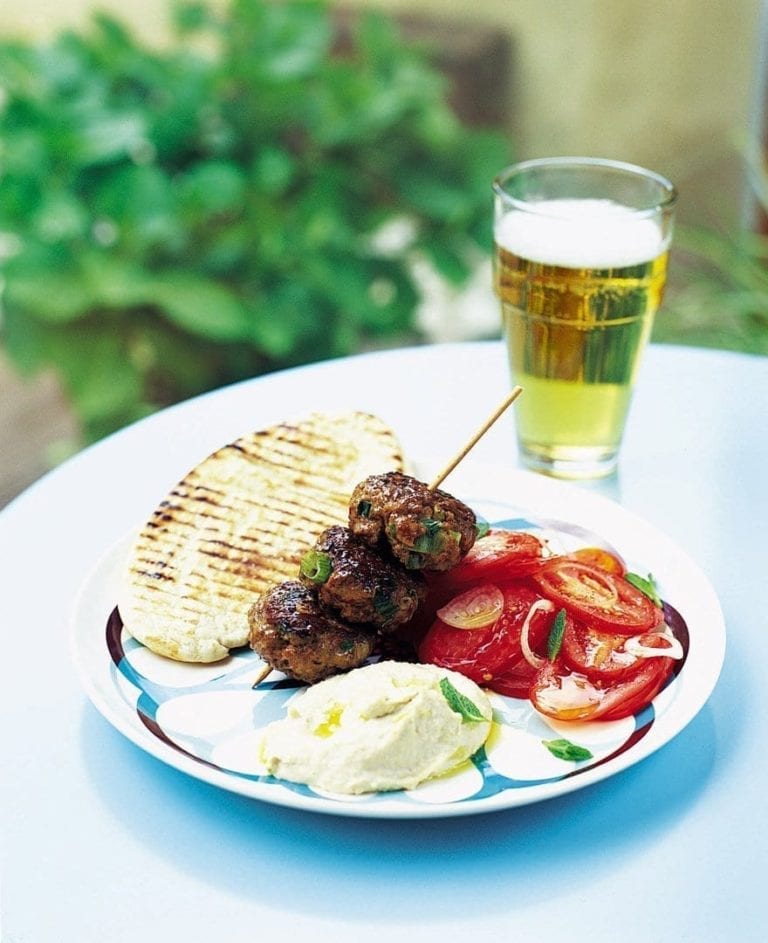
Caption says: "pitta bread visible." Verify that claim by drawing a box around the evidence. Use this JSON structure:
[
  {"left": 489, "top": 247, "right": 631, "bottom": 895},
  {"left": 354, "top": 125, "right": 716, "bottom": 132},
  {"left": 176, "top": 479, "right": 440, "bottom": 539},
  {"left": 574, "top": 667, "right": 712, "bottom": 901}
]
[{"left": 118, "top": 412, "right": 404, "bottom": 662}]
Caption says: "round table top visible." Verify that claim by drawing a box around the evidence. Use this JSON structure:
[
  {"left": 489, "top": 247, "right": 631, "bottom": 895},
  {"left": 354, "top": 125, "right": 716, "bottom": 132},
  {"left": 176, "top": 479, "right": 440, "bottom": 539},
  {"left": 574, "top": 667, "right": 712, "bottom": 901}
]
[{"left": 2, "top": 340, "right": 766, "bottom": 943}]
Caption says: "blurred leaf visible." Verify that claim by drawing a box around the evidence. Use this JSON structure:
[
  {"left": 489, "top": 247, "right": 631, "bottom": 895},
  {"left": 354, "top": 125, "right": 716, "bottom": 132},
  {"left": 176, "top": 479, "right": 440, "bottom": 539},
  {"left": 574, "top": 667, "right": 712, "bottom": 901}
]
[
  {"left": 252, "top": 146, "right": 295, "bottom": 195},
  {"left": 61, "top": 326, "right": 144, "bottom": 425},
  {"left": 5, "top": 269, "right": 96, "bottom": 323},
  {"left": 655, "top": 224, "right": 768, "bottom": 355},
  {"left": 0, "top": 0, "right": 513, "bottom": 443},
  {"left": 417, "top": 240, "right": 473, "bottom": 286},
  {"left": 396, "top": 166, "right": 477, "bottom": 225},
  {"left": 138, "top": 275, "right": 252, "bottom": 341},
  {"left": 176, "top": 160, "right": 247, "bottom": 215},
  {"left": 173, "top": 1, "right": 218, "bottom": 35}
]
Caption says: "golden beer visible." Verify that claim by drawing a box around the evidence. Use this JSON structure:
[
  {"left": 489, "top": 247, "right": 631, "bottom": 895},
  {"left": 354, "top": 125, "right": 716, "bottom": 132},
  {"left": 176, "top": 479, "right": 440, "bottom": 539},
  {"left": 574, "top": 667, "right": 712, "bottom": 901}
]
[
  {"left": 493, "top": 164, "right": 676, "bottom": 478},
  {"left": 495, "top": 239, "right": 669, "bottom": 471}
]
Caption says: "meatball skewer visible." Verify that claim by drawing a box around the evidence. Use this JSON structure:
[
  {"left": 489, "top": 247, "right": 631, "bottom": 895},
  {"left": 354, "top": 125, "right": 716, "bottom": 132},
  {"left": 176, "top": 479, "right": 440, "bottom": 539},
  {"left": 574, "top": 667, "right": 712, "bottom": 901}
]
[
  {"left": 250, "top": 525, "right": 426, "bottom": 686},
  {"left": 299, "top": 525, "right": 426, "bottom": 630},
  {"left": 248, "top": 580, "right": 376, "bottom": 685},
  {"left": 348, "top": 388, "right": 522, "bottom": 572},
  {"left": 250, "top": 388, "right": 523, "bottom": 685},
  {"left": 349, "top": 471, "right": 477, "bottom": 572}
]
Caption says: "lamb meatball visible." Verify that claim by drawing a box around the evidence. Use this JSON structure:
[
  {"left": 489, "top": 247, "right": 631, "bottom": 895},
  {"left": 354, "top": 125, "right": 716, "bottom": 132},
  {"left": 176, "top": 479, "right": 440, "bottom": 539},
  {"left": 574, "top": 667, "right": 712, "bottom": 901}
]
[
  {"left": 248, "top": 581, "right": 374, "bottom": 684},
  {"left": 349, "top": 471, "right": 477, "bottom": 571},
  {"left": 299, "top": 525, "right": 426, "bottom": 631}
]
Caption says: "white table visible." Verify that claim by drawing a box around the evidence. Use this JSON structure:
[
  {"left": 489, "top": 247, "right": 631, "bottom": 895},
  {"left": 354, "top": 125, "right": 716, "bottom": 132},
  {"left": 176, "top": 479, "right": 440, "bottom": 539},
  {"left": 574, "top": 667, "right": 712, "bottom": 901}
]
[{"left": 2, "top": 341, "right": 766, "bottom": 942}]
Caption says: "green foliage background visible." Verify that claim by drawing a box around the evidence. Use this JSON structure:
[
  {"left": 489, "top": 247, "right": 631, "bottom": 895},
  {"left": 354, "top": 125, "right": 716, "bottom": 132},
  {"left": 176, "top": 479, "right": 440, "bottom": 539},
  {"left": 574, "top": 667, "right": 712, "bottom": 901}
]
[
  {"left": 0, "top": 0, "right": 510, "bottom": 442},
  {"left": 654, "top": 226, "right": 768, "bottom": 356}
]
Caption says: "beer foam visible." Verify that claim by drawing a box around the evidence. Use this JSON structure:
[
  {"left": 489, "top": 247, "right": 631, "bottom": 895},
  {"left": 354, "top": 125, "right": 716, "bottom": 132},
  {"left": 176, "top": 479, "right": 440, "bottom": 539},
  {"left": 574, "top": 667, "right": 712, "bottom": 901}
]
[{"left": 495, "top": 198, "right": 668, "bottom": 268}]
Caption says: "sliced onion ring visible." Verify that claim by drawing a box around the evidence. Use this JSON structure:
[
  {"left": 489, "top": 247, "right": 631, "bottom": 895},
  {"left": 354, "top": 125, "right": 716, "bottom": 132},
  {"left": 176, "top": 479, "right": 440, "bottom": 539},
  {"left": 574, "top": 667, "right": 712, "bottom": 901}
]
[
  {"left": 437, "top": 584, "right": 505, "bottom": 630},
  {"left": 538, "top": 672, "right": 603, "bottom": 712},
  {"left": 520, "top": 599, "right": 556, "bottom": 669},
  {"left": 624, "top": 631, "right": 684, "bottom": 661}
]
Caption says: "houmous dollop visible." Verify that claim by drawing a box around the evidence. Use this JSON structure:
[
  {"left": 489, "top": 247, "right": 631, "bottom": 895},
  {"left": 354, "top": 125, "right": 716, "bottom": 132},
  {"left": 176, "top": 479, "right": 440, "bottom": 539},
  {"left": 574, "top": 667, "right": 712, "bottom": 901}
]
[{"left": 258, "top": 660, "right": 492, "bottom": 794}]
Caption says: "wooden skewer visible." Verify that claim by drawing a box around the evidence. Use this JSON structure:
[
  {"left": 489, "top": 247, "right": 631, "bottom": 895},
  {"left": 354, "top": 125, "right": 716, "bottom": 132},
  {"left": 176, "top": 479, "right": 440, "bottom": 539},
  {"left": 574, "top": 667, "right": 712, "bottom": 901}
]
[
  {"left": 428, "top": 386, "right": 523, "bottom": 491},
  {"left": 251, "top": 663, "right": 273, "bottom": 688},
  {"left": 250, "top": 388, "right": 521, "bottom": 687}
]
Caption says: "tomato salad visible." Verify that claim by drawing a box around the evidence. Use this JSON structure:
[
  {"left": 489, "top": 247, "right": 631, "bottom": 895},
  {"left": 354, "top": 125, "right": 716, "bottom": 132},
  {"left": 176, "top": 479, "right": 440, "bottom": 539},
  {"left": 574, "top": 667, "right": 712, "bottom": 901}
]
[{"left": 417, "top": 528, "right": 685, "bottom": 722}]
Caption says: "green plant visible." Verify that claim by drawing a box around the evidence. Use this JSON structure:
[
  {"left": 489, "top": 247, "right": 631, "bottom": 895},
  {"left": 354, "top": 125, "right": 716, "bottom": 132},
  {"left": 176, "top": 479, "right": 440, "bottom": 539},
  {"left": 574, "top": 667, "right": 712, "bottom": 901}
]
[
  {"left": 653, "top": 226, "right": 768, "bottom": 355},
  {"left": 654, "top": 144, "right": 768, "bottom": 356},
  {"left": 0, "top": 0, "right": 510, "bottom": 442}
]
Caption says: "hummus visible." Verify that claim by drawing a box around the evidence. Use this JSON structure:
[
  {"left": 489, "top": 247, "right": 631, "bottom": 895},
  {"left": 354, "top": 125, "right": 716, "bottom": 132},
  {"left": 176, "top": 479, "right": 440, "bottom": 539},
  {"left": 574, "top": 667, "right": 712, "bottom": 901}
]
[{"left": 258, "top": 661, "right": 492, "bottom": 794}]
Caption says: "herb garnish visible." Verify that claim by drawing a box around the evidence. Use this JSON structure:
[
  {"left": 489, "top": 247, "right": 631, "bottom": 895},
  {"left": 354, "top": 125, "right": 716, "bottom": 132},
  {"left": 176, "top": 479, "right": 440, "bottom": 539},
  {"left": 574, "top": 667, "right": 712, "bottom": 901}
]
[
  {"left": 475, "top": 519, "right": 490, "bottom": 540},
  {"left": 542, "top": 738, "right": 593, "bottom": 762},
  {"left": 439, "top": 677, "right": 486, "bottom": 723},
  {"left": 546, "top": 608, "right": 567, "bottom": 661},
  {"left": 373, "top": 590, "right": 398, "bottom": 624},
  {"left": 299, "top": 549, "right": 332, "bottom": 584},
  {"left": 625, "top": 572, "right": 663, "bottom": 608}
]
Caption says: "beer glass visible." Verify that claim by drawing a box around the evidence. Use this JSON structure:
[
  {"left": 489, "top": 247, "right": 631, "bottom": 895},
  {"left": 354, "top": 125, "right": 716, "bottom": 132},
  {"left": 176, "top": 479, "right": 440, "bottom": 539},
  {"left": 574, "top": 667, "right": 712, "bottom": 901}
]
[{"left": 493, "top": 157, "right": 676, "bottom": 478}]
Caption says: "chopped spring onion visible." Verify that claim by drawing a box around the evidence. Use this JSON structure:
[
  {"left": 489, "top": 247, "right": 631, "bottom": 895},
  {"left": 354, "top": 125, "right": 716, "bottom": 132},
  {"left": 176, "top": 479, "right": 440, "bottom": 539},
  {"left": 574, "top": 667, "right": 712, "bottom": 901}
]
[
  {"left": 373, "top": 590, "right": 399, "bottom": 624},
  {"left": 475, "top": 519, "right": 490, "bottom": 539},
  {"left": 411, "top": 519, "right": 442, "bottom": 553},
  {"left": 299, "top": 550, "right": 332, "bottom": 584},
  {"left": 412, "top": 523, "right": 461, "bottom": 555},
  {"left": 406, "top": 552, "right": 424, "bottom": 570},
  {"left": 356, "top": 499, "right": 373, "bottom": 518}
]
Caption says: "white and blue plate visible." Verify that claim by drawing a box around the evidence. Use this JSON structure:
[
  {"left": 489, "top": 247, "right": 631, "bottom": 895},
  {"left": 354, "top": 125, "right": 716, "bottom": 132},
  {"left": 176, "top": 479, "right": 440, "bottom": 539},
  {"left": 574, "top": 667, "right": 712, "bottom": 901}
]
[{"left": 70, "top": 464, "right": 725, "bottom": 819}]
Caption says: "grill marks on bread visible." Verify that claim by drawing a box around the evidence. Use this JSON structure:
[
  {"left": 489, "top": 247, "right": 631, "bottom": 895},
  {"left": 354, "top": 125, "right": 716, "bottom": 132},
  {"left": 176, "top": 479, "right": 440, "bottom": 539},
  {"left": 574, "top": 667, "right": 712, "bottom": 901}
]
[{"left": 118, "top": 413, "right": 404, "bottom": 663}]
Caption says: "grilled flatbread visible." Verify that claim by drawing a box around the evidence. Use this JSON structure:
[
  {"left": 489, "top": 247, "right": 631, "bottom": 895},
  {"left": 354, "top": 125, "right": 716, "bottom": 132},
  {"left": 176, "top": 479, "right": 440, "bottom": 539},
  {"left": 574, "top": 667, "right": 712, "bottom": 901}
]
[{"left": 118, "top": 412, "right": 404, "bottom": 663}]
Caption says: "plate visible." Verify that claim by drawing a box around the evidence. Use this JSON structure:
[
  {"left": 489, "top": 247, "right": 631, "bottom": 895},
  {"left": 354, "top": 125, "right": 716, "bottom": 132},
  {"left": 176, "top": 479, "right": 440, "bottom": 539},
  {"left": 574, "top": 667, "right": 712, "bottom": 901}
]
[{"left": 70, "top": 463, "right": 725, "bottom": 819}]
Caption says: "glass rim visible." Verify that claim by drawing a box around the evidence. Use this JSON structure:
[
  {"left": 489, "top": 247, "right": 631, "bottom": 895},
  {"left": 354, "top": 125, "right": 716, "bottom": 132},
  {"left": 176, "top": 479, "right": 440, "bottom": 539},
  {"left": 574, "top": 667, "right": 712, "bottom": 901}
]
[{"left": 492, "top": 156, "right": 678, "bottom": 217}]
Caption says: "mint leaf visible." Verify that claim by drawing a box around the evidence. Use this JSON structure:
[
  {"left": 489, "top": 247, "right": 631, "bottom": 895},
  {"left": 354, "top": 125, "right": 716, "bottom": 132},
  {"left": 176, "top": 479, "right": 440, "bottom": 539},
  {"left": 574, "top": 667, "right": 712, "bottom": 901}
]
[
  {"left": 546, "top": 609, "right": 567, "bottom": 661},
  {"left": 440, "top": 677, "right": 485, "bottom": 723},
  {"left": 625, "top": 572, "right": 663, "bottom": 608},
  {"left": 475, "top": 519, "right": 490, "bottom": 540},
  {"left": 543, "top": 739, "right": 593, "bottom": 762}
]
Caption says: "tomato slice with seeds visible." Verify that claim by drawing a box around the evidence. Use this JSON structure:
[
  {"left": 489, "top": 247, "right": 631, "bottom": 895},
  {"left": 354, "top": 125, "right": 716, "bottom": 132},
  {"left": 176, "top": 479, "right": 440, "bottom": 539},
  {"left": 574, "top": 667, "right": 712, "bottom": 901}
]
[
  {"left": 530, "top": 657, "right": 674, "bottom": 722},
  {"left": 568, "top": 546, "right": 625, "bottom": 576},
  {"left": 532, "top": 560, "right": 661, "bottom": 635},
  {"left": 561, "top": 620, "right": 644, "bottom": 680},
  {"left": 418, "top": 582, "right": 552, "bottom": 686},
  {"left": 561, "top": 621, "right": 680, "bottom": 681},
  {"left": 446, "top": 530, "right": 546, "bottom": 584}
]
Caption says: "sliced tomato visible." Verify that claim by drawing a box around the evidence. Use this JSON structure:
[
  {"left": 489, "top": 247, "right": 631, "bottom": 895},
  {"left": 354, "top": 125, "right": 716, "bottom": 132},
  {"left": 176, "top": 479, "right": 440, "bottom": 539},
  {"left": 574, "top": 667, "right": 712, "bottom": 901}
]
[
  {"left": 418, "top": 582, "right": 552, "bottom": 687},
  {"left": 530, "top": 657, "right": 674, "bottom": 722},
  {"left": 489, "top": 654, "right": 548, "bottom": 699},
  {"left": 561, "top": 620, "right": 644, "bottom": 680},
  {"left": 568, "top": 546, "right": 625, "bottom": 576},
  {"left": 561, "top": 620, "right": 681, "bottom": 681},
  {"left": 532, "top": 560, "right": 662, "bottom": 635},
  {"left": 447, "top": 530, "right": 546, "bottom": 584}
]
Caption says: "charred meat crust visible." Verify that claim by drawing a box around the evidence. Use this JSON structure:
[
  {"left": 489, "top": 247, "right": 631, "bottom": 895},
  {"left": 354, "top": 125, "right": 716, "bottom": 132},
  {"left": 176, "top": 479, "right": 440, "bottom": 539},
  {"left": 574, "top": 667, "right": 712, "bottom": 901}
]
[
  {"left": 302, "top": 526, "right": 426, "bottom": 630},
  {"left": 248, "top": 580, "right": 374, "bottom": 684},
  {"left": 348, "top": 471, "right": 477, "bottom": 571}
]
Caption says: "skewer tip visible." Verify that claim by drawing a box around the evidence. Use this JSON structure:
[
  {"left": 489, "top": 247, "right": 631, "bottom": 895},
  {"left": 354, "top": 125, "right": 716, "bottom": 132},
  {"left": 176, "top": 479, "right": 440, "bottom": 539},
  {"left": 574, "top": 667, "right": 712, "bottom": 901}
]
[{"left": 252, "top": 664, "right": 273, "bottom": 688}]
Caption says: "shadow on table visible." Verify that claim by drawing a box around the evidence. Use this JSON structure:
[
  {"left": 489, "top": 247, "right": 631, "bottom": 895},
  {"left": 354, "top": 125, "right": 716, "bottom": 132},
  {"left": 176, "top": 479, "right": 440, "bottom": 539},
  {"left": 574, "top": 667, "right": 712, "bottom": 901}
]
[{"left": 80, "top": 701, "right": 719, "bottom": 924}]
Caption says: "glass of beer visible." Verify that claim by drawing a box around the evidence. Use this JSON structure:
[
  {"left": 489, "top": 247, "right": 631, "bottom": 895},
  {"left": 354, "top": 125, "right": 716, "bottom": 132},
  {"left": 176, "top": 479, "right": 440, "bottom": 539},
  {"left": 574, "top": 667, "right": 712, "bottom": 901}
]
[{"left": 493, "top": 157, "right": 676, "bottom": 479}]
